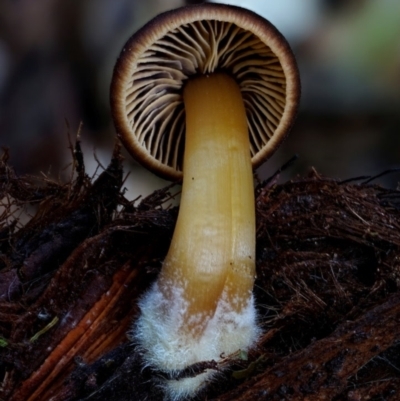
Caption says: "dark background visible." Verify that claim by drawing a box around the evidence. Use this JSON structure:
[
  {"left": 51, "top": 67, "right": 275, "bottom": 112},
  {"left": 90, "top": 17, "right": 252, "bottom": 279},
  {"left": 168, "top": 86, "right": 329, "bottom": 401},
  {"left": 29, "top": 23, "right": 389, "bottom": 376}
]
[{"left": 0, "top": 0, "right": 399, "bottom": 199}]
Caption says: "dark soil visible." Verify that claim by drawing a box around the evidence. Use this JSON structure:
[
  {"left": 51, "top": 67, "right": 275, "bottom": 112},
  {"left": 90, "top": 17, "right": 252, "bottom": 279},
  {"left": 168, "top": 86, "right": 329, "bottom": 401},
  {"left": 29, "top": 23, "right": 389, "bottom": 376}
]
[{"left": 1, "top": 139, "right": 400, "bottom": 400}]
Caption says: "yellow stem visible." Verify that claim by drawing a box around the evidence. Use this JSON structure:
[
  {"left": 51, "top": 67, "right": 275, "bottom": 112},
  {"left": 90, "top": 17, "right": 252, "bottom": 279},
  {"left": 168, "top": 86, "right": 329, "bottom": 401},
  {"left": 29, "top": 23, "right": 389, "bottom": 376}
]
[{"left": 158, "top": 73, "right": 256, "bottom": 336}]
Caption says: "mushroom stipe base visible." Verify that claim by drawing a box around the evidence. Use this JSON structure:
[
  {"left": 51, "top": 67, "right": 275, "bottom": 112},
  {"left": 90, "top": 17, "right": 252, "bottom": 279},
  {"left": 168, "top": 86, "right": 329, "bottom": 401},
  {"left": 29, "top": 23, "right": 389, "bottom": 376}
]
[{"left": 133, "top": 282, "right": 259, "bottom": 400}]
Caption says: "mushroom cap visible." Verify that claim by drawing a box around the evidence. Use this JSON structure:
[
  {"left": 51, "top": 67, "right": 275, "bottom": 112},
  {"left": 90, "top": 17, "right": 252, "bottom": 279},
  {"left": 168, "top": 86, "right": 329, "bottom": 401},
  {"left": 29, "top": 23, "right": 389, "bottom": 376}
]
[{"left": 111, "top": 3, "right": 300, "bottom": 181}]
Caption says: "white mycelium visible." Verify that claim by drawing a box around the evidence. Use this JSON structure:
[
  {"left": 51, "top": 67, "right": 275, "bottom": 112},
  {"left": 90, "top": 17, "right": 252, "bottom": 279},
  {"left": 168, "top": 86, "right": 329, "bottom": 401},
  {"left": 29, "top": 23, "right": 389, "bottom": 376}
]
[{"left": 134, "top": 280, "right": 259, "bottom": 400}]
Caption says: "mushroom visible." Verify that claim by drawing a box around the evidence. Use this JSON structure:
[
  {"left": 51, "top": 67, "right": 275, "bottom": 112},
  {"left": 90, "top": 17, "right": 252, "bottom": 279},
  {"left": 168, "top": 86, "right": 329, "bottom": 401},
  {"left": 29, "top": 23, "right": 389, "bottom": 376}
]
[{"left": 110, "top": 3, "right": 300, "bottom": 400}]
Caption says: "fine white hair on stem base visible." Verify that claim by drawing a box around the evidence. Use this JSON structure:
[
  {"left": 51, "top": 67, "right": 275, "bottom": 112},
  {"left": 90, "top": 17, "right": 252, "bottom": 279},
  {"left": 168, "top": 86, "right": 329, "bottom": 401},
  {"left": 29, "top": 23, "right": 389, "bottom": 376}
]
[{"left": 131, "top": 281, "right": 261, "bottom": 400}]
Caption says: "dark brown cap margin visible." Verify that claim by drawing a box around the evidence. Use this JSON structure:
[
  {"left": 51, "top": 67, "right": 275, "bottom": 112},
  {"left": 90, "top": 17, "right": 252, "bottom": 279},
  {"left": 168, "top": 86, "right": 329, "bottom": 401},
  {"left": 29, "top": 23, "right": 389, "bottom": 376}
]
[{"left": 110, "top": 3, "right": 300, "bottom": 181}]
